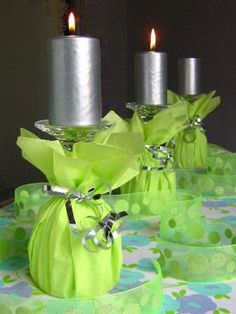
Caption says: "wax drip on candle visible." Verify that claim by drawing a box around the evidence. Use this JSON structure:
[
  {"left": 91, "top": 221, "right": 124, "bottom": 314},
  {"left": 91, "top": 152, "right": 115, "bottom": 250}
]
[{"left": 68, "top": 12, "right": 76, "bottom": 35}]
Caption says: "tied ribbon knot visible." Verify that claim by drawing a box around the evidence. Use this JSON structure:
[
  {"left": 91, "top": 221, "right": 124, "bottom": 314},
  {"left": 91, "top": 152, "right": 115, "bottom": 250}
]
[
  {"left": 189, "top": 115, "right": 205, "bottom": 133},
  {"left": 143, "top": 144, "right": 174, "bottom": 172},
  {"left": 82, "top": 211, "right": 128, "bottom": 253},
  {"left": 43, "top": 184, "right": 127, "bottom": 253}
]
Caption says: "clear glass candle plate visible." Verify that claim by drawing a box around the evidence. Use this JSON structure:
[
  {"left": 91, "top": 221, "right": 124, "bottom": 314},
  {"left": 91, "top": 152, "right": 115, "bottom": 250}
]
[
  {"left": 126, "top": 102, "right": 169, "bottom": 121},
  {"left": 35, "top": 119, "right": 114, "bottom": 143}
]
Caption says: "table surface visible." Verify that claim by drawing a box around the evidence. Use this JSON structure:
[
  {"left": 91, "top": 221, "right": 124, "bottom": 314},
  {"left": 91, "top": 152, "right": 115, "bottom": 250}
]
[{"left": 0, "top": 198, "right": 236, "bottom": 314}]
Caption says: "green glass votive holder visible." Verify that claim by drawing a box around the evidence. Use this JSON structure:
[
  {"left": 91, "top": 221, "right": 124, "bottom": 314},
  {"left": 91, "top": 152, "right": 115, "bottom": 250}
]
[{"left": 14, "top": 183, "right": 51, "bottom": 222}]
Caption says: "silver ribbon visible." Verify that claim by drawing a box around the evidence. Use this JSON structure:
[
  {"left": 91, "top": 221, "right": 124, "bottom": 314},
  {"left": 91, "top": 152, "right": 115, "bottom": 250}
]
[
  {"left": 188, "top": 115, "right": 205, "bottom": 133},
  {"left": 42, "top": 184, "right": 127, "bottom": 252},
  {"left": 81, "top": 211, "right": 128, "bottom": 253},
  {"left": 143, "top": 144, "right": 174, "bottom": 172},
  {"left": 183, "top": 115, "right": 205, "bottom": 143}
]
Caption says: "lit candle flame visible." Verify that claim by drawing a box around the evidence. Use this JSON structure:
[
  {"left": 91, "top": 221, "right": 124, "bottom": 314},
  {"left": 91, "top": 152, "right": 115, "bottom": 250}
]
[
  {"left": 68, "top": 12, "right": 76, "bottom": 34},
  {"left": 150, "top": 28, "right": 157, "bottom": 50}
]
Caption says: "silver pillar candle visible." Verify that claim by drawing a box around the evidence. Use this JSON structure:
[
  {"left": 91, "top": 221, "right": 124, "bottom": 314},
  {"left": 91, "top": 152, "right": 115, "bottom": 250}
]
[
  {"left": 135, "top": 52, "right": 167, "bottom": 105},
  {"left": 178, "top": 58, "right": 201, "bottom": 95},
  {"left": 49, "top": 36, "right": 102, "bottom": 126}
]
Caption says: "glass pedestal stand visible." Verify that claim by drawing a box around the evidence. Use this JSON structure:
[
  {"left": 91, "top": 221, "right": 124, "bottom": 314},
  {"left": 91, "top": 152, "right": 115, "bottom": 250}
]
[
  {"left": 35, "top": 119, "right": 113, "bottom": 151},
  {"left": 179, "top": 94, "right": 202, "bottom": 103},
  {"left": 126, "top": 102, "right": 168, "bottom": 122}
]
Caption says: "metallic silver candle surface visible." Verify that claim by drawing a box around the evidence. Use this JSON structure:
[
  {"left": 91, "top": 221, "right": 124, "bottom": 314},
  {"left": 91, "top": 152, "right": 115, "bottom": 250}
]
[
  {"left": 49, "top": 36, "right": 102, "bottom": 126},
  {"left": 178, "top": 58, "right": 201, "bottom": 95},
  {"left": 135, "top": 51, "right": 167, "bottom": 106}
]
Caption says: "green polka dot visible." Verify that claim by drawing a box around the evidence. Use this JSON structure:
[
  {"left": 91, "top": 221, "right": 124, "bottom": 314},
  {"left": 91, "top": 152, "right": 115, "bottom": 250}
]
[
  {"left": 164, "top": 249, "right": 172, "bottom": 259},
  {"left": 19, "top": 190, "right": 29, "bottom": 202},
  {"left": 201, "top": 176, "right": 214, "bottom": 190},
  {"left": 211, "top": 253, "right": 226, "bottom": 268},
  {"left": 224, "top": 162, "right": 232, "bottom": 175},
  {"left": 15, "top": 307, "right": 32, "bottom": 314},
  {"left": 0, "top": 239, "right": 11, "bottom": 258},
  {"left": 226, "top": 261, "right": 236, "bottom": 273},
  {"left": 225, "top": 229, "right": 233, "bottom": 239},
  {"left": 175, "top": 232, "right": 183, "bottom": 241},
  {"left": 208, "top": 231, "right": 220, "bottom": 244},
  {"left": 32, "top": 194, "right": 40, "bottom": 202},
  {"left": 214, "top": 157, "right": 223, "bottom": 166},
  {"left": 178, "top": 177, "right": 189, "bottom": 189},
  {"left": 114, "top": 199, "right": 129, "bottom": 212},
  {"left": 143, "top": 196, "right": 150, "bottom": 206},
  {"left": 214, "top": 186, "right": 224, "bottom": 196},
  {"left": 14, "top": 227, "right": 26, "bottom": 241},
  {"left": 131, "top": 203, "right": 141, "bottom": 215},
  {"left": 0, "top": 304, "right": 13, "bottom": 314},
  {"left": 187, "top": 223, "right": 205, "bottom": 240},
  {"left": 188, "top": 255, "right": 209, "bottom": 274},
  {"left": 168, "top": 219, "right": 176, "bottom": 228},
  {"left": 170, "top": 260, "right": 182, "bottom": 275}
]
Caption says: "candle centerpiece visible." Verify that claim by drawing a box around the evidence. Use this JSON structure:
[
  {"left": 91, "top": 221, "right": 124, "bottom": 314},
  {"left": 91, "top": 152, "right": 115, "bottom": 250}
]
[
  {"left": 178, "top": 57, "right": 202, "bottom": 102},
  {"left": 35, "top": 12, "right": 112, "bottom": 148},
  {"left": 127, "top": 28, "right": 168, "bottom": 121}
]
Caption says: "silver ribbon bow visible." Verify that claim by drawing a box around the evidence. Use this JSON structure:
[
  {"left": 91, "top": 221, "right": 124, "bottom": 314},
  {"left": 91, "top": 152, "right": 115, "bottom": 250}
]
[
  {"left": 189, "top": 115, "right": 205, "bottom": 133},
  {"left": 43, "top": 184, "right": 127, "bottom": 252},
  {"left": 143, "top": 144, "right": 175, "bottom": 172},
  {"left": 81, "top": 211, "right": 128, "bottom": 253}
]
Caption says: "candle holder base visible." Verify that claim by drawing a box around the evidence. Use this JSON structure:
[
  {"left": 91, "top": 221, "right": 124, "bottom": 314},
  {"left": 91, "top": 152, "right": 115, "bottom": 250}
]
[
  {"left": 126, "top": 102, "right": 168, "bottom": 121},
  {"left": 35, "top": 119, "right": 114, "bottom": 151},
  {"left": 179, "top": 94, "right": 202, "bottom": 103}
]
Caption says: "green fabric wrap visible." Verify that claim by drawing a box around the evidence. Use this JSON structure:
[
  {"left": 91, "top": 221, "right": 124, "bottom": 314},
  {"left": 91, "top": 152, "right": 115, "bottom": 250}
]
[
  {"left": 177, "top": 152, "right": 236, "bottom": 197},
  {"left": 168, "top": 90, "right": 221, "bottom": 169},
  {"left": 99, "top": 102, "right": 187, "bottom": 194},
  {"left": 16, "top": 129, "right": 144, "bottom": 298}
]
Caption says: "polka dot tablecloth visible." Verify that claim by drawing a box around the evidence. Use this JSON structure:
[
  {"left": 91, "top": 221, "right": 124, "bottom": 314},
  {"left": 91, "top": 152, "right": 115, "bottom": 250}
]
[{"left": 0, "top": 198, "right": 236, "bottom": 314}]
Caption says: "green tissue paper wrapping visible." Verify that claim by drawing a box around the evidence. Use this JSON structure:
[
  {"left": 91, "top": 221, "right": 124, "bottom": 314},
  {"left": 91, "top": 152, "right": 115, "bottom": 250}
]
[
  {"left": 121, "top": 102, "right": 187, "bottom": 194},
  {"left": 17, "top": 129, "right": 143, "bottom": 299},
  {"left": 168, "top": 90, "right": 221, "bottom": 169},
  {"left": 96, "top": 104, "right": 187, "bottom": 197}
]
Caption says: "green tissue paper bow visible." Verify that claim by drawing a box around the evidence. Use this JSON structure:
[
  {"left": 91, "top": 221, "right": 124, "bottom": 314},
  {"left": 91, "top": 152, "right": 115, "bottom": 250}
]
[
  {"left": 168, "top": 90, "right": 221, "bottom": 169},
  {"left": 97, "top": 102, "right": 187, "bottom": 195},
  {"left": 17, "top": 129, "right": 143, "bottom": 299}
]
